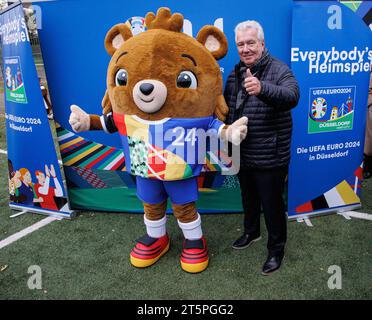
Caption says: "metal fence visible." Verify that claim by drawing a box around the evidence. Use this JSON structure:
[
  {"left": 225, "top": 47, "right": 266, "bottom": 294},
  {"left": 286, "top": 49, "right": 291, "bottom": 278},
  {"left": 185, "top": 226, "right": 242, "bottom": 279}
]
[{"left": 30, "top": 34, "right": 40, "bottom": 47}]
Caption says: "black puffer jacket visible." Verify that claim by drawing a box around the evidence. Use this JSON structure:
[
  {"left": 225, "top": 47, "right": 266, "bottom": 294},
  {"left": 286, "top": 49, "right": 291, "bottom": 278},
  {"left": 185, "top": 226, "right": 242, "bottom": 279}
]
[{"left": 224, "top": 51, "right": 299, "bottom": 169}]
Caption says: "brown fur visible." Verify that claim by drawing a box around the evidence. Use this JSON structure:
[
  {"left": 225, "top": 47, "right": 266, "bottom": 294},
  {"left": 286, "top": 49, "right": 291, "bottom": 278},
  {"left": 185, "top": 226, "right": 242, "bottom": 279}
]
[
  {"left": 172, "top": 202, "right": 198, "bottom": 223},
  {"left": 89, "top": 114, "right": 103, "bottom": 130},
  {"left": 102, "top": 90, "right": 112, "bottom": 115},
  {"left": 144, "top": 201, "right": 197, "bottom": 224},
  {"left": 100, "top": 7, "right": 229, "bottom": 122},
  {"left": 144, "top": 200, "right": 168, "bottom": 221}
]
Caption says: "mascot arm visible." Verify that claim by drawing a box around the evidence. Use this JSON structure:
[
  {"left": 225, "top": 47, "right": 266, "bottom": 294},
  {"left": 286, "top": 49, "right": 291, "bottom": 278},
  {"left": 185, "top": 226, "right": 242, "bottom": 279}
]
[
  {"left": 69, "top": 105, "right": 118, "bottom": 133},
  {"left": 69, "top": 105, "right": 92, "bottom": 132}
]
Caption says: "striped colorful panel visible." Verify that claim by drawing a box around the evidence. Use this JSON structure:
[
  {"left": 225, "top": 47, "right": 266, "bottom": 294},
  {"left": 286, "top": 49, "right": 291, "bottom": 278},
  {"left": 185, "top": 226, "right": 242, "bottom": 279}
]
[
  {"left": 335, "top": 180, "right": 360, "bottom": 204},
  {"left": 295, "top": 179, "right": 361, "bottom": 213},
  {"left": 295, "top": 201, "right": 314, "bottom": 213},
  {"left": 72, "top": 167, "right": 107, "bottom": 189},
  {"left": 56, "top": 123, "right": 126, "bottom": 171}
]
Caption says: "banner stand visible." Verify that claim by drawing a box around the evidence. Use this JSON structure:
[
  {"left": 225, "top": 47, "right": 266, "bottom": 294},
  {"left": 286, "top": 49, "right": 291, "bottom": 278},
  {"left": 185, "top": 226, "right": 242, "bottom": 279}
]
[
  {"left": 337, "top": 210, "right": 372, "bottom": 221},
  {"left": 0, "top": 2, "right": 74, "bottom": 219},
  {"left": 290, "top": 203, "right": 361, "bottom": 221},
  {"left": 9, "top": 204, "right": 74, "bottom": 220},
  {"left": 296, "top": 217, "right": 313, "bottom": 227},
  {"left": 9, "top": 209, "right": 28, "bottom": 218},
  {"left": 293, "top": 203, "right": 372, "bottom": 225},
  {"left": 288, "top": 1, "right": 371, "bottom": 221}
]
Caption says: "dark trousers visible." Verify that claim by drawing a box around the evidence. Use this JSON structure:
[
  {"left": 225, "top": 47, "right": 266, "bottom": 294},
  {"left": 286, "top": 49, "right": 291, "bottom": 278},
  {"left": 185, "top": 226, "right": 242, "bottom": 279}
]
[{"left": 238, "top": 167, "right": 288, "bottom": 256}]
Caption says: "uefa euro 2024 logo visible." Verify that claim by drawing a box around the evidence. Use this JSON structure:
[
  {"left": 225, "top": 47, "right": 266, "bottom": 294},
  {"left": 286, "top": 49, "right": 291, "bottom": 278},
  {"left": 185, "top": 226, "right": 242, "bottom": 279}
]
[
  {"left": 308, "top": 86, "right": 355, "bottom": 134},
  {"left": 4, "top": 56, "right": 27, "bottom": 104}
]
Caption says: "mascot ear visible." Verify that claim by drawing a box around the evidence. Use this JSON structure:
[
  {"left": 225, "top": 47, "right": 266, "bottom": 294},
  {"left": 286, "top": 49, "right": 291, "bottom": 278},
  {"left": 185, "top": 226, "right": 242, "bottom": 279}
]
[
  {"left": 196, "top": 26, "right": 228, "bottom": 60},
  {"left": 105, "top": 24, "right": 133, "bottom": 56}
]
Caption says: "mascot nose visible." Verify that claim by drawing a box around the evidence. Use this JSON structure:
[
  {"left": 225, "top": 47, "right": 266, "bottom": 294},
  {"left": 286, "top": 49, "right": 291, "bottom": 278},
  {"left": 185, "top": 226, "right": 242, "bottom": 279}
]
[{"left": 139, "top": 83, "right": 154, "bottom": 96}]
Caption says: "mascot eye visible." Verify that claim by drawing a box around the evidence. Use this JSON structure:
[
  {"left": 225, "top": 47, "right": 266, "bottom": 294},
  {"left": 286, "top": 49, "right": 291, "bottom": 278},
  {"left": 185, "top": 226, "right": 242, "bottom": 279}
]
[
  {"left": 177, "top": 71, "right": 197, "bottom": 89},
  {"left": 115, "top": 69, "right": 128, "bottom": 86}
]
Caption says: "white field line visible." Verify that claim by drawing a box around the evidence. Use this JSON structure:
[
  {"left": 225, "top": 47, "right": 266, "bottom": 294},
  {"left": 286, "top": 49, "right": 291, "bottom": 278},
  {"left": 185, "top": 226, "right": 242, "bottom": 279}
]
[{"left": 0, "top": 216, "right": 58, "bottom": 249}]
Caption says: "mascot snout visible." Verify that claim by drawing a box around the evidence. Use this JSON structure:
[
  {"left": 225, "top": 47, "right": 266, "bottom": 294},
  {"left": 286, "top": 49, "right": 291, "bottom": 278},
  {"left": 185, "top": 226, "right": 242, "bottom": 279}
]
[{"left": 133, "top": 79, "right": 167, "bottom": 113}]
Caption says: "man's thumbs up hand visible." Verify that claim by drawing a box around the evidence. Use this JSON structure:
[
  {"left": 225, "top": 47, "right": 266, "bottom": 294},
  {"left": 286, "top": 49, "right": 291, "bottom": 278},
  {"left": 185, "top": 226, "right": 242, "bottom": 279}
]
[
  {"left": 246, "top": 68, "right": 253, "bottom": 78},
  {"left": 244, "top": 68, "right": 261, "bottom": 96}
]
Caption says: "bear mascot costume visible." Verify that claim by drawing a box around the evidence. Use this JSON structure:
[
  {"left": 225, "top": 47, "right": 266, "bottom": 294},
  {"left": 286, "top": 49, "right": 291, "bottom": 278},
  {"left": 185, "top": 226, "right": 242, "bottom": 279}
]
[{"left": 69, "top": 7, "right": 247, "bottom": 273}]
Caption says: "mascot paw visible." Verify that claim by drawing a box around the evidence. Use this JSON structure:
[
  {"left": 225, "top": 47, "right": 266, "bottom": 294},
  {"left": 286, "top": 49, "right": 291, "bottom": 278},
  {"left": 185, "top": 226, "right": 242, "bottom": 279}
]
[
  {"left": 130, "top": 233, "right": 170, "bottom": 268},
  {"left": 180, "top": 236, "right": 209, "bottom": 273},
  {"left": 69, "top": 104, "right": 90, "bottom": 132},
  {"left": 223, "top": 116, "right": 248, "bottom": 145}
]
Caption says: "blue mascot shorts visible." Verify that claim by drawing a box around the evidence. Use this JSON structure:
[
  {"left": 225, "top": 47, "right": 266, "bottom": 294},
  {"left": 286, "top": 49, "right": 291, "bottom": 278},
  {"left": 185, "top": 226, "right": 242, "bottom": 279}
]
[{"left": 136, "top": 176, "right": 199, "bottom": 205}]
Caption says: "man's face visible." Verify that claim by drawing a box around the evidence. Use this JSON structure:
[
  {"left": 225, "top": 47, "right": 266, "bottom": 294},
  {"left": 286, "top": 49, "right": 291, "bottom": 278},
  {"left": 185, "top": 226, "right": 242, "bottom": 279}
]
[{"left": 236, "top": 28, "right": 265, "bottom": 67}]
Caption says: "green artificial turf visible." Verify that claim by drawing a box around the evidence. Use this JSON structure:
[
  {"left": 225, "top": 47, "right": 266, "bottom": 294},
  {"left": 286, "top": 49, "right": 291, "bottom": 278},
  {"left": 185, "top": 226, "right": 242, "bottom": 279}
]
[{"left": 0, "top": 206, "right": 371, "bottom": 299}]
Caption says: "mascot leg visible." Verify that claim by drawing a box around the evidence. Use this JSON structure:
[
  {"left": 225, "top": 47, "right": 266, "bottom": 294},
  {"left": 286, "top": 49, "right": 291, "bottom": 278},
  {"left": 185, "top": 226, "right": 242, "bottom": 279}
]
[
  {"left": 173, "top": 202, "right": 209, "bottom": 273},
  {"left": 130, "top": 200, "right": 170, "bottom": 268}
]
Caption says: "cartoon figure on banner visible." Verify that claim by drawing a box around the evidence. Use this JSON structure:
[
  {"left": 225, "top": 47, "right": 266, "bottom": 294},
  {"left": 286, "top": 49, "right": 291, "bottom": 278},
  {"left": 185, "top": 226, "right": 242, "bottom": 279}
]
[
  {"left": 18, "top": 168, "right": 43, "bottom": 206},
  {"left": 8, "top": 159, "right": 26, "bottom": 203},
  {"left": 34, "top": 164, "right": 65, "bottom": 211},
  {"left": 69, "top": 7, "right": 247, "bottom": 273}
]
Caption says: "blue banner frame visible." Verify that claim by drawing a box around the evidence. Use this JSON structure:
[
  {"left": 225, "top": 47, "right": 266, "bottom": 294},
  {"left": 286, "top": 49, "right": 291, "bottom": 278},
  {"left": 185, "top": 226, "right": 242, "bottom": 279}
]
[
  {"left": 288, "top": 0, "right": 371, "bottom": 219},
  {"left": 34, "top": 0, "right": 295, "bottom": 213},
  {"left": 0, "top": 2, "right": 72, "bottom": 218}
]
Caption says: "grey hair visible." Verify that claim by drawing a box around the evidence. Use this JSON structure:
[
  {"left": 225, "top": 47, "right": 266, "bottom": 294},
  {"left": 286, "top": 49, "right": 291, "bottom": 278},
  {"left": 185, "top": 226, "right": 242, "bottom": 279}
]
[{"left": 234, "top": 20, "right": 265, "bottom": 42}]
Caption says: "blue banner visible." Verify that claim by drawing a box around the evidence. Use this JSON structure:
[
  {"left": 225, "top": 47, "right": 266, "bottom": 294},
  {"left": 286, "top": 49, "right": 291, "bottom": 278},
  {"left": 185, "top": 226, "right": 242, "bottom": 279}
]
[
  {"left": 0, "top": 3, "right": 72, "bottom": 218},
  {"left": 35, "top": 0, "right": 295, "bottom": 213},
  {"left": 288, "top": 1, "right": 371, "bottom": 218}
]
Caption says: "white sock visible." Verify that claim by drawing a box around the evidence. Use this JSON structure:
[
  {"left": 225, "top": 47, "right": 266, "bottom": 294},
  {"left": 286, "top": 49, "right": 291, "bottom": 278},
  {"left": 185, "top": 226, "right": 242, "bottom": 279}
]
[
  {"left": 178, "top": 214, "right": 203, "bottom": 240},
  {"left": 144, "top": 215, "right": 167, "bottom": 238}
]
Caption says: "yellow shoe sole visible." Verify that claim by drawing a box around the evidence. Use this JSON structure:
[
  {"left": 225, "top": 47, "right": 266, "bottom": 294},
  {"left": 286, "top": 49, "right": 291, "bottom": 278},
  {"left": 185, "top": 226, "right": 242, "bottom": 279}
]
[
  {"left": 181, "top": 259, "right": 209, "bottom": 273},
  {"left": 130, "top": 243, "right": 170, "bottom": 268}
]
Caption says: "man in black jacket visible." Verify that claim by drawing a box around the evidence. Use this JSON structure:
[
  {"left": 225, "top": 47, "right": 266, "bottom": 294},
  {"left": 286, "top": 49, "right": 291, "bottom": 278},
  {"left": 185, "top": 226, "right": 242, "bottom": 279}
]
[{"left": 224, "top": 20, "right": 299, "bottom": 275}]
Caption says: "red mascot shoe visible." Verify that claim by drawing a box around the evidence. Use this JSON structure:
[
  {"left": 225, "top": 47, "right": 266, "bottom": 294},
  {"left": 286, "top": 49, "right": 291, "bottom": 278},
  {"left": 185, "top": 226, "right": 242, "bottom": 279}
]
[
  {"left": 130, "top": 233, "right": 170, "bottom": 268},
  {"left": 180, "top": 236, "right": 209, "bottom": 273}
]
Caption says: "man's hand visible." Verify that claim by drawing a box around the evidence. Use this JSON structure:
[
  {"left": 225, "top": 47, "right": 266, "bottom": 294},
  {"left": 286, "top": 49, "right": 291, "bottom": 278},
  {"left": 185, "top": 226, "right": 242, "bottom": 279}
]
[
  {"left": 222, "top": 116, "right": 248, "bottom": 145},
  {"left": 69, "top": 105, "right": 90, "bottom": 132},
  {"left": 244, "top": 68, "right": 261, "bottom": 96}
]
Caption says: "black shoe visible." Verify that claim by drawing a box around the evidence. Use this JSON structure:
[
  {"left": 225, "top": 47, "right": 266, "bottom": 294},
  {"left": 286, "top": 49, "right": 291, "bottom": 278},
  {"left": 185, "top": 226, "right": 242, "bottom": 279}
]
[
  {"left": 262, "top": 253, "right": 284, "bottom": 275},
  {"left": 232, "top": 234, "right": 261, "bottom": 250}
]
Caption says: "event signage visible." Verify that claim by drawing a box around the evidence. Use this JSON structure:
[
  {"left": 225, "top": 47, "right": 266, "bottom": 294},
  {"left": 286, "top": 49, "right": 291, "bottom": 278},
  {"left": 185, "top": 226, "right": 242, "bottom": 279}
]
[
  {"left": 0, "top": 3, "right": 72, "bottom": 218},
  {"left": 288, "top": 1, "right": 371, "bottom": 218},
  {"left": 35, "top": 0, "right": 294, "bottom": 213}
]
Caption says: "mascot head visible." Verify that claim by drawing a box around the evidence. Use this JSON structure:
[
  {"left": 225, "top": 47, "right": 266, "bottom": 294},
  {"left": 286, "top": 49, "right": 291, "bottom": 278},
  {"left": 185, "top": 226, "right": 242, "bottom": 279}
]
[{"left": 103, "top": 7, "right": 228, "bottom": 121}]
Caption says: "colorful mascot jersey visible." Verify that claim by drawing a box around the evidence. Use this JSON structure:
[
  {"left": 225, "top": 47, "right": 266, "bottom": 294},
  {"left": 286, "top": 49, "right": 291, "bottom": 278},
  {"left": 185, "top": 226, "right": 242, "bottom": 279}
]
[{"left": 101, "top": 113, "right": 224, "bottom": 181}]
